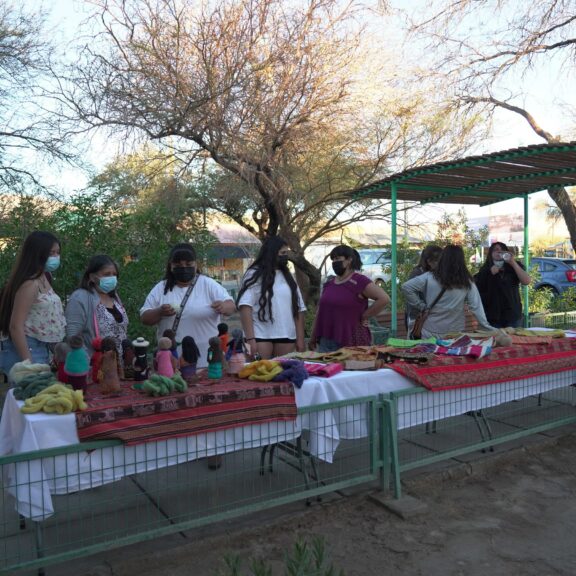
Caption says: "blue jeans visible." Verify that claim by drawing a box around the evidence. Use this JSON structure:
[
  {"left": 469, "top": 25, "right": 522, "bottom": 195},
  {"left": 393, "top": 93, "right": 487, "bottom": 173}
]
[
  {"left": 0, "top": 336, "right": 52, "bottom": 382},
  {"left": 317, "top": 337, "right": 341, "bottom": 353}
]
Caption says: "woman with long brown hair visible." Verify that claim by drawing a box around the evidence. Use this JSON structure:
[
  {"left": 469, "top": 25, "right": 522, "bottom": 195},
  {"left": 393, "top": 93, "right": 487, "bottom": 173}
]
[
  {"left": 0, "top": 231, "right": 66, "bottom": 379},
  {"left": 402, "top": 244, "right": 493, "bottom": 338}
]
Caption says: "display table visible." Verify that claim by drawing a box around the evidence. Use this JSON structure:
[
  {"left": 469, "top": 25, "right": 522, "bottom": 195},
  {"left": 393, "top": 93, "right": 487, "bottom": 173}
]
[{"left": 4, "top": 361, "right": 576, "bottom": 519}]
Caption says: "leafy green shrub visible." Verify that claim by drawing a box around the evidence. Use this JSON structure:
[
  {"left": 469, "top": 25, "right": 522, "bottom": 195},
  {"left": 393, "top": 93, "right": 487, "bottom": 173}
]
[{"left": 0, "top": 190, "right": 215, "bottom": 343}]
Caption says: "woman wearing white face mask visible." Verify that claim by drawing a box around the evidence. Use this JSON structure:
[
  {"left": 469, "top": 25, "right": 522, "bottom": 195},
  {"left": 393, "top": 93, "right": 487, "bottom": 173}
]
[
  {"left": 0, "top": 231, "right": 66, "bottom": 380},
  {"left": 65, "top": 254, "right": 128, "bottom": 360}
]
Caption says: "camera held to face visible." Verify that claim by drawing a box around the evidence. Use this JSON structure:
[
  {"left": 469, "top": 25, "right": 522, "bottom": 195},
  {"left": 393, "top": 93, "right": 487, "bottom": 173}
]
[{"left": 502, "top": 252, "right": 511, "bottom": 261}]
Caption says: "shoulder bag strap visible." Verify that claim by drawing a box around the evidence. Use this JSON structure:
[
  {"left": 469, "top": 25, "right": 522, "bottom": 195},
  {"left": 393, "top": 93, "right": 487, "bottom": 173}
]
[
  {"left": 171, "top": 274, "right": 199, "bottom": 334},
  {"left": 427, "top": 286, "right": 447, "bottom": 312}
]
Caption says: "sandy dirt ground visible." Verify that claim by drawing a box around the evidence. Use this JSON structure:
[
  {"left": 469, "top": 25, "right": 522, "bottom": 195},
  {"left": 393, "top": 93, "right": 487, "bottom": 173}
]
[{"left": 68, "top": 430, "right": 576, "bottom": 576}]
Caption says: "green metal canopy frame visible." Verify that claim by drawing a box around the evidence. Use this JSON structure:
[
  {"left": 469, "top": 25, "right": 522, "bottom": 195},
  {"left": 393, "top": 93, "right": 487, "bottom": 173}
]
[{"left": 349, "top": 141, "right": 576, "bottom": 333}]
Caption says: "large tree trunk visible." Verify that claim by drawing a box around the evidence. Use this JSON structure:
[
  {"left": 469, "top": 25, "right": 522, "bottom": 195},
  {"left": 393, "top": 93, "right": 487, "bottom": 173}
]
[{"left": 547, "top": 186, "right": 576, "bottom": 252}]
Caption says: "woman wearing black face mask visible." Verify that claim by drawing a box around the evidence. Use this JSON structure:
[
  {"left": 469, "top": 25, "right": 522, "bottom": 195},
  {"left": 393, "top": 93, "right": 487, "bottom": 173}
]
[
  {"left": 140, "top": 243, "right": 236, "bottom": 368},
  {"left": 237, "top": 236, "right": 306, "bottom": 359},
  {"left": 309, "top": 245, "right": 390, "bottom": 352}
]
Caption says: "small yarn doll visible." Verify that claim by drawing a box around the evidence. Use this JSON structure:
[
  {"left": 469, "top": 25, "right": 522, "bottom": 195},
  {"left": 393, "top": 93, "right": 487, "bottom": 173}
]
[
  {"left": 179, "top": 335, "right": 200, "bottom": 384},
  {"left": 207, "top": 336, "right": 223, "bottom": 379},
  {"left": 162, "top": 328, "right": 179, "bottom": 360},
  {"left": 156, "top": 336, "right": 178, "bottom": 377},
  {"left": 132, "top": 337, "right": 150, "bottom": 382},
  {"left": 64, "top": 335, "right": 90, "bottom": 392},
  {"left": 122, "top": 338, "right": 135, "bottom": 380},
  {"left": 217, "top": 322, "right": 229, "bottom": 353},
  {"left": 54, "top": 341, "right": 70, "bottom": 384},
  {"left": 90, "top": 337, "right": 103, "bottom": 384},
  {"left": 100, "top": 337, "right": 121, "bottom": 395},
  {"left": 226, "top": 328, "right": 247, "bottom": 376}
]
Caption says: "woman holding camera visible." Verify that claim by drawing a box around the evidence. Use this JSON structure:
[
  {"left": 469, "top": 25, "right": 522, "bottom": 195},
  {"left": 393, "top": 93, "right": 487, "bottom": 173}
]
[{"left": 474, "top": 242, "right": 531, "bottom": 328}]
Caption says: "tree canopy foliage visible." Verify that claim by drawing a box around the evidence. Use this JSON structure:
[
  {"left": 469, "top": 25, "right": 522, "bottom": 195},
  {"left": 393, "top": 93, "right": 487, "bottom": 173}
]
[
  {"left": 59, "top": 0, "right": 481, "bottom": 301},
  {"left": 409, "top": 0, "right": 576, "bottom": 251},
  {"left": 0, "top": 2, "right": 73, "bottom": 191}
]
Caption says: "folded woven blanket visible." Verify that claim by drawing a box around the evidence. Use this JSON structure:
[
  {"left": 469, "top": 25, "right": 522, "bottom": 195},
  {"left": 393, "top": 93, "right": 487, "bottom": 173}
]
[
  {"left": 386, "top": 337, "right": 437, "bottom": 348},
  {"left": 305, "top": 362, "right": 344, "bottom": 378}
]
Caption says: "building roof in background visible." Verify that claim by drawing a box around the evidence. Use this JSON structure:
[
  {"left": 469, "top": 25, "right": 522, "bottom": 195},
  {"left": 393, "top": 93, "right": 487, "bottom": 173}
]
[
  {"left": 349, "top": 142, "right": 576, "bottom": 206},
  {"left": 209, "top": 223, "right": 260, "bottom": 244}
]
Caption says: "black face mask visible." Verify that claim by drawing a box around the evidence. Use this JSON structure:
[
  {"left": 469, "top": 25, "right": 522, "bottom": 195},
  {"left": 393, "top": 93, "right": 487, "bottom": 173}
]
[
  {"left": 332, "top": 261, "right": 346, "bottom": 276},
  {"left": 277, "top": 254, "right": 289, "bottom": 267},
  {"left": 172, "top": 266, "right": 196, "bottom": 283}
]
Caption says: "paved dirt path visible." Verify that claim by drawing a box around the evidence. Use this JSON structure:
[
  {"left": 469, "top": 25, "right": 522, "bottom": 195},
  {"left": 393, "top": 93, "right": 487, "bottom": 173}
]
[{"left": 71, "top": 430, "right": 576, "bottom": 576}]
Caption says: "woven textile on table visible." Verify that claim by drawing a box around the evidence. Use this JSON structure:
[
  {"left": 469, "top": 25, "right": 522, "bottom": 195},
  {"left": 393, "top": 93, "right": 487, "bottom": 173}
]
[
  {"left": 76, "top": 377, "right": 296, "bottom": 445},
  {"left": 387, "top": 337, "right": 576, "bottom": 391}
]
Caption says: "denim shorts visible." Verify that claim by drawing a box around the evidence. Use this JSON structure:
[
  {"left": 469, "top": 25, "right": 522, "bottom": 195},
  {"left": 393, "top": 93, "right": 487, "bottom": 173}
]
[{"left": 0, "top": 336, "right": 52, "bottom": 381}]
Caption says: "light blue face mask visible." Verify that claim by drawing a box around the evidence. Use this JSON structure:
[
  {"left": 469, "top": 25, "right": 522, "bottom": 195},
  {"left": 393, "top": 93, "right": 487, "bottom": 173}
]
[
  {"left": 98, "top": 275, "right": 118, "bottom": 293},
  {"left": 45, "top": 256, "right": 60, "bottom": 273}
]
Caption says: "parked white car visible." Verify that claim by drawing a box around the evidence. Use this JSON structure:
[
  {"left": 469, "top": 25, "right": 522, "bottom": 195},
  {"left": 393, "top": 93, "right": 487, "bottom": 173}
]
[{"left": 357, "top": 249, "right": 392, "bottom": 288}]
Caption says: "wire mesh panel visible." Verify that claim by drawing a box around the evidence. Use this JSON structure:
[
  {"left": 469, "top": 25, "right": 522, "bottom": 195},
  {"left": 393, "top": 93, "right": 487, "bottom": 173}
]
[
  {"left": 387, "top": 370, "right": 576, "bottom": 497},
  {"left": 0, "top": 397, "right": 380, "bottom": 574},
  {"left": 529, "top": 311, "right": 576, "bottom": 330}
]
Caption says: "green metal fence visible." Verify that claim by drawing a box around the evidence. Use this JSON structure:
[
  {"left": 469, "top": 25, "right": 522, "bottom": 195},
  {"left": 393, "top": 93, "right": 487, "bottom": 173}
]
[
  {"left": 0, "top": 397, "right": 381, "bottom": 574},
  {"left": 3, "top": 311, "right": 576, "bottom": 574},
  {"left": 529, "top": 311, "right": 576, "bottom": 330},
  {"left": 383, "top": 370, "right": 576, "bottom": 498}
]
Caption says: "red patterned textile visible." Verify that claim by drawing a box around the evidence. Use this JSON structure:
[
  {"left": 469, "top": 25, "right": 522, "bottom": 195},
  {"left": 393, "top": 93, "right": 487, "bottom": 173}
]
[
  {"left": 76, "top": 377, "right": 296, "bottom": 445},
  {"left": 388, "top": 337, "right": 576, "bottom": 391}
]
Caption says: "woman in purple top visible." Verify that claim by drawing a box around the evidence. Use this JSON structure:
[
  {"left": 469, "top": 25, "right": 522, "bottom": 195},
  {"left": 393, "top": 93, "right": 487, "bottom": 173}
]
[{"left": 309, "top": 245, "right": 390, "bottom": 352}]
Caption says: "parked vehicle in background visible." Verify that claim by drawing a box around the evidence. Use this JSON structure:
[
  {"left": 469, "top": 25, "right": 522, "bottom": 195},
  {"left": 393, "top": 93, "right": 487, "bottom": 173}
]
[
  {"left": 357, "top": 248, "right": 392, "bottom": 288},
  {"left": 531, "top": 257, "right": 576, "bottom": 295}
]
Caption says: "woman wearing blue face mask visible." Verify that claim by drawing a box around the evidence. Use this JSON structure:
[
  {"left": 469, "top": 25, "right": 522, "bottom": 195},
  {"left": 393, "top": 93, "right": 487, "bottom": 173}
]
[
  {"left": 0, "top": 231, "right": 66, "bottom": 380},
  {"left": 65, "top": 254, "right": 128, "bottom": 362}
]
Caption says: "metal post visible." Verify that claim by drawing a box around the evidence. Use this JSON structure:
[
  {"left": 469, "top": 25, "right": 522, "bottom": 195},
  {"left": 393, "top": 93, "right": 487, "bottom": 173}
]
[
  {"left": 391, "top": 181, "right": 398, "bottom": 334},
  {"left": 523, "top": 194, "right": 530, "bottom": 326}
]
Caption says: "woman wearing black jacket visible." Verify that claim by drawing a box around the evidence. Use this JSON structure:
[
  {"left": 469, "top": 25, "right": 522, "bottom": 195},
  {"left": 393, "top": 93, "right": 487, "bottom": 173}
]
[{"left": 474, "top": 242, "right": 531, "bottom": 328}]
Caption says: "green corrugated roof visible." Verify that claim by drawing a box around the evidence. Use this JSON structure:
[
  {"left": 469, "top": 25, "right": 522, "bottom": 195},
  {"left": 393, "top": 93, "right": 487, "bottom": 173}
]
[{"left": 349, "top": 142, "right": 576, "bottom": 206}]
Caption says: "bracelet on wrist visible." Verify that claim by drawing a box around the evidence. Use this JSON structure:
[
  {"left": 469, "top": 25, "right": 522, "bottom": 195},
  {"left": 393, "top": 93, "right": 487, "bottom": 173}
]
[{"left": 247, "top": 337, "right": 256, "bottom": 341}]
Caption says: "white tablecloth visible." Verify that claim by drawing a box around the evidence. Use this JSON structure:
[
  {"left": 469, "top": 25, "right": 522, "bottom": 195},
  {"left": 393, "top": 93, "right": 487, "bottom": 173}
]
[{"left": 2, "top": 358, "right": 576, "bottom": 519}]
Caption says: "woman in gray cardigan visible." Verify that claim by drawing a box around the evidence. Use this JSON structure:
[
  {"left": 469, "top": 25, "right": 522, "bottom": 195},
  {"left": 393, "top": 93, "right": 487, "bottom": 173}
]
[
  {"left": 65, "top": 255, "right": 128, "bottom": 358},
  {"left": 401, "top": 244, "right": 494, "bottom": 338}
]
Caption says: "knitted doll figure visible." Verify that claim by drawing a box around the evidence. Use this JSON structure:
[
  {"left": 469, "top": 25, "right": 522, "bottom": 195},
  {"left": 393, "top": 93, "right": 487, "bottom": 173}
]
[
  {"left": 207, "top": 336, "right": 223, "bottom": 379},
  {"left": 162, "top": 328, "right": 179, "bottom": 360},
  {"left": 226, "top": 328, "right": 247, "bottom": 376},
  {"left": 100, "top": 337, "right": 121, "bottom": 395},
  {"left": 217, "top": 322, "right": 229, "bottom": 353},
  {"left": 64, "top": 335, "right": 90, "bottom": 392},
  {"left": 132, "top": 337, "right": 150, "bottom": 382},
  {"left": 179, "top": 335, "right": 200, "bottom": 384},
  {"left": 156, "top": 336, "right": 178, "bottom": 377},
  {"left": 90, "top": 337, "right": 103, "bottom": 384},
  {"left": 122, "top": 338, "right": 135, "bottom": 380},
  {"left": 54, "top": 341, "right": 70, "bottom": 384}
]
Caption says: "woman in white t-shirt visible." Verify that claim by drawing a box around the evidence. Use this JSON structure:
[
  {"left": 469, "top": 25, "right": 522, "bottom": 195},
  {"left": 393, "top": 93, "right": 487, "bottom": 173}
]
[
  {"left": 237, "top": 236, "right": 306, "bottom": 359},
  {"left": 140, "top": 243, "right": 236, "bottom": 368}
]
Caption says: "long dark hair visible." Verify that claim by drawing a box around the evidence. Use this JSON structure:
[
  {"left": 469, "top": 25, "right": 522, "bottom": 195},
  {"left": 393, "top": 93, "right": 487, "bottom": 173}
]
[
  {"left": 163, "top": 243, "right": 197, "bottom": 294},
  {"left": 433, "top": 244, "right": 473, "bottom": 289},
  {"left": 181, "top": 335, "right": 200, "bottom": 363},
  {"left": 79, "top": 254, "right": 119, "bottom": 297},
  {"left": 417, "top": 245, "right": 442, "bottom": 271},
  {"left": 480, "top": 242, "right": 510, "bottom": 270},
  {"left": 329, "top": 245, "right": 363, "bottom": 271},
  {"left": 236, "top": 236, "right": 300, "bottom": 322},
  {"left": 0, "top": 231, "right": 60, "bottom": 334}
]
